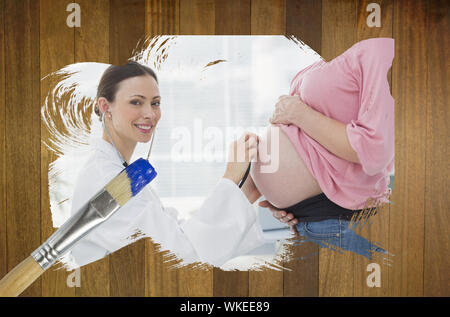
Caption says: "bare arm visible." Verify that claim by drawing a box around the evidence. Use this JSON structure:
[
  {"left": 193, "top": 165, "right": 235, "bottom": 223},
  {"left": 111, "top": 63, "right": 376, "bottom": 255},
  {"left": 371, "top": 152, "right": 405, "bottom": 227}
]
[
  {"left": 296, "top": 106, "right": 360, "bottom": 164},
  {"left": 240, "top": 173, "right": 262, "bottom": 204},
  {"left": 270, "top": 95, "right": 360, "bottom": 164}
]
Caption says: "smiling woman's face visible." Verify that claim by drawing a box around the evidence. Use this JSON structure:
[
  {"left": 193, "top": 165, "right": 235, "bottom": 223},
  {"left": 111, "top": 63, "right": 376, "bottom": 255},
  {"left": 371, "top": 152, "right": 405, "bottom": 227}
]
[{"left": 108, "top": 75, "right": 161, "bottom": 144}]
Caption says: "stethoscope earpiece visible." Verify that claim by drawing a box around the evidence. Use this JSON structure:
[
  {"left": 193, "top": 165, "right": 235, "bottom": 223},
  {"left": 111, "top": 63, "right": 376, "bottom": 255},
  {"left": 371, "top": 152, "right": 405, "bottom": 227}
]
[{"left": 102, "top": 111, "right": 128, "bottom": 167}]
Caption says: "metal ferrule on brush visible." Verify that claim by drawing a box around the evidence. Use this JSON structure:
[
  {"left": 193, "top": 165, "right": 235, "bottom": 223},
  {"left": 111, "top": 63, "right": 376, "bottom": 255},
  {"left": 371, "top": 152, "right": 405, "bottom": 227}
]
[{"left": 31, "top": 189, "right": 121, "bottom": 271}]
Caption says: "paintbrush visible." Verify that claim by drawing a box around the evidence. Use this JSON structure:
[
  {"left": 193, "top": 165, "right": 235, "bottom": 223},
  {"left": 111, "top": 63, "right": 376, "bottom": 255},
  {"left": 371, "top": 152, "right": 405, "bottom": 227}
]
[{"left": 0, "top": 158, "right": 157, "bottom": 297}]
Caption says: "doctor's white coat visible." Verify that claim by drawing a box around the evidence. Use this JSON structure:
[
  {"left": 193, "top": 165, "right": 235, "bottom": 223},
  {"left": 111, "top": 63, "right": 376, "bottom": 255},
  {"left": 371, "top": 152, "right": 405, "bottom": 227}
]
[{"left": 68, "top": 138, "right": 265, "bottom": 268}]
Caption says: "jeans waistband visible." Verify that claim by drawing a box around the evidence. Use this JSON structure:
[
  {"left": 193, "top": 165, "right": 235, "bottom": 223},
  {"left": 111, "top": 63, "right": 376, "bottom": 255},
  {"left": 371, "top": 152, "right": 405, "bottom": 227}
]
[{"left": 284, "top": 193, "right": 362, "bottom": 222}]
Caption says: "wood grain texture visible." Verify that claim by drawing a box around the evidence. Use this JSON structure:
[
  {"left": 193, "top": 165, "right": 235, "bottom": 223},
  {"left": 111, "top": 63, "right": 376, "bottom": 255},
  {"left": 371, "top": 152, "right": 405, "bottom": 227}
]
[
  {"left": 283, "top": 240, "right": 319, "bottom": 296},
  {"left": 110, "top": 0, "right": 146, "bottom": 66},
  {"left": 146, "top": 246, "right": 179, "bottom": 296},
  {"left": 353, "top": 0, "right": 392, "bottom": 297},
  {"left": 0, "top": 0, "right": 6, "bottom": 285},
  {"left": 175, "top": 264, "right": 213, "bottom": 296},
  {"left": 389, "top": 0, "right": 427, "bottom": 297},
  {"left": 146, "top": 0, "right": 180, "bottom": 36},
  {"left": 109, "top": 0, "right": 147, "bottom": 297},
  {"left": 147, "top": 243, "right": 213, "bottom": 296},
  {"left": 215, "top": 0, "right": 250, "bottom": 35},
  {"left": 249, "top": 267, "right": 283, "bottom": 297},
  {"left": 424, "top": 0, "right": 449, "bottom": 297},
  {"left": 320, "top": 0, "right": 357, "bottom": 297},
  {"left": 251, "top": 0, "right": 285, "bottom": 35},
  {"left": 321, "top": 0, "right": 358, "bottom": 60},
  {"left": 4, "top": 0, "right": 41, "bottom": 297},
  {"left": 283, "top": 0, "right": 320, "bottom": 298},
  {"left": 39, "top": 0, "right": 76, "bottom": 297},
  {"left": 286, "top": 0, "right": 321, "bottom": 53},
  {"left": 214, "top": 270, "right": 249, "bottom": 297},
  {"left": 180, "top": 0, "right": 215, "bottom": 35},
  {"left": 75, "top": 0, "right": 110, "bottom": 297},
  {"left": 75, "top": 0, "right": 109, "bottom": 63}
]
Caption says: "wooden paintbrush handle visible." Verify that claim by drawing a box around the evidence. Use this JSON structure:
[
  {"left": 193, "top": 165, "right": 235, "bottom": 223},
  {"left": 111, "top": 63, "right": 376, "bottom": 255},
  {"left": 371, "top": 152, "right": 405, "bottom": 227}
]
[{"left": 0, "top": 256, "right": 44, "bottom": 297}]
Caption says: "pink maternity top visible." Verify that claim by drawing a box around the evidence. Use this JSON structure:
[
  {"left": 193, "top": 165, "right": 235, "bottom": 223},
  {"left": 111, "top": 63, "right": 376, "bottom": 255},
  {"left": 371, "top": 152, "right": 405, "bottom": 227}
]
[{"left": 280, "top": 38, "right": 394, "bottom": 210}]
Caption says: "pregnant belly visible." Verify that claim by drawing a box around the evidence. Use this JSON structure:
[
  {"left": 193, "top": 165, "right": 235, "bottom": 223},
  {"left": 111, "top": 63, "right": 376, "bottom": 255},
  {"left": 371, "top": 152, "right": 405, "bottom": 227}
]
[{"left": 250, "top": 125, "right": 323, "bottom": 209}]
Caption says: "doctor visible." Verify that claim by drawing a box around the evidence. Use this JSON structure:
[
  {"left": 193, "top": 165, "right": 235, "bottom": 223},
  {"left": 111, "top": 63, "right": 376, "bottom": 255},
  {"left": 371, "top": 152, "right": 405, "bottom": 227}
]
[{"left": 69, "top": 62, "right": 265, "bottom": 268}]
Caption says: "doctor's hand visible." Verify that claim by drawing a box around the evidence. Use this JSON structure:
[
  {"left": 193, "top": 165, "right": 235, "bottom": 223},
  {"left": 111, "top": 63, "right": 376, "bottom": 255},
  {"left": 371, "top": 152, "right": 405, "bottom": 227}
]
[
  {"left": 258, "top": 200, "right": 298, "bottom": 228},
  {"left": 240, "top": 174, "right": 262, "bottom": 204},
  {"left": 224, "top": 132, "right": 259, "bottom": 185},
  {"left": 270, "top": 94, "right": 310, "bottom": 127}
]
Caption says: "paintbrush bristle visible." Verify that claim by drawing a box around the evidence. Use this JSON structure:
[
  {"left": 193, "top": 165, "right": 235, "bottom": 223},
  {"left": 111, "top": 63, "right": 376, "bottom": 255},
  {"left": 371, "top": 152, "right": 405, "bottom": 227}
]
[
  {"left": 105, "top": 172, "right": 133, "bottom": 206},
  {"left": 105, "top": 158, "right": 157, "bottom": 206}
]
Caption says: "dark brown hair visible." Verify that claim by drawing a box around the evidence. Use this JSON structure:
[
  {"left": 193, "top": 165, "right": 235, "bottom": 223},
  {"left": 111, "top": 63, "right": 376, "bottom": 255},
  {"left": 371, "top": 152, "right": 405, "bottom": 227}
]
[{"left": 94, "top": 61, "right": 158, "bottom": 120}]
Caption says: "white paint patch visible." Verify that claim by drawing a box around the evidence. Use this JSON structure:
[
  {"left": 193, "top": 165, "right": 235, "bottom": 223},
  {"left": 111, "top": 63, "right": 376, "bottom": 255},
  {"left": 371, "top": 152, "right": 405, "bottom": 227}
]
[
  {"left": 42, "top": 62, "right": 109, "bottom": 228},
  {"left": 43, "top": 36, "right": 321, "bottom": 271}
]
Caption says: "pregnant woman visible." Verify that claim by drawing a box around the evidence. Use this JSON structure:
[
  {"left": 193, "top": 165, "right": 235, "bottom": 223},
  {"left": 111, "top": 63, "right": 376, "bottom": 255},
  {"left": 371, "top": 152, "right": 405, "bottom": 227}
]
[{"left": 244, "top": 38, "right": 394, "bottom": 258}]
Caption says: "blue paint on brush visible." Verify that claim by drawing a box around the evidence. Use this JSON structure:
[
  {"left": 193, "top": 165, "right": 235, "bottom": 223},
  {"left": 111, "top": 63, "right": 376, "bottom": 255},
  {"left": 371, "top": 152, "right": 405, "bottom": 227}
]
[{"left": 124, "top": 158, "right": 157, "bottom": 196}]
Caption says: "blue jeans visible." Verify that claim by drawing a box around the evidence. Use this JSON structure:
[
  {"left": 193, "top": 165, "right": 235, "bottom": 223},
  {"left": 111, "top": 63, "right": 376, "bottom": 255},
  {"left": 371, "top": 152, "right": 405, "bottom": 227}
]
[{"left": 294, "top": 218, "right": 387, "bottom": 260}]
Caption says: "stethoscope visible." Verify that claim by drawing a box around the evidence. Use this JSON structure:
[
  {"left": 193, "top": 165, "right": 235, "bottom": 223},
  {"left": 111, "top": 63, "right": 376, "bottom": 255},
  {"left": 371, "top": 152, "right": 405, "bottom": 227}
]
[
  {"left": 102, "top": 111, "right": 156, "bottom": 168},
  {"left": 238, "top": 164, "right": 251, "bottom": 188}
]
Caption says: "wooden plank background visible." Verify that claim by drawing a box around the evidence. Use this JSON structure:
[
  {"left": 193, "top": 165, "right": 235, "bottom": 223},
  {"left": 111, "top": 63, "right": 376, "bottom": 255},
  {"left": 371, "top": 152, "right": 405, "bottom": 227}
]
[
  {"left": 4, "top": 0, "right": 41, "bottom": 297},
  {"left": 424, "top": 0, "right": 449, "bottom": 297},
  {"left": 0, "top": 0, "right": 8, "bottom": 296},
  {"left": 0, "top": 0, "right": 6, "bottom": 295},
  {"left": 0, "top": 0, "right": 448, "bottom": 297}
]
